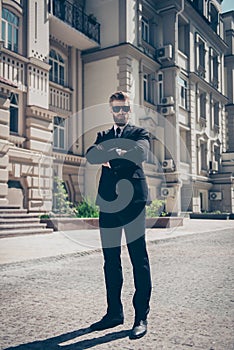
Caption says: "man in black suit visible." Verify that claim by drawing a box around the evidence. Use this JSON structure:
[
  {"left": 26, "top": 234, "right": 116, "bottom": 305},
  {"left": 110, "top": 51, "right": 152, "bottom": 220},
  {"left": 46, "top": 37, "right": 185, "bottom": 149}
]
[{"left": 85, "top": 91, "right": 152, "bottom": 339}]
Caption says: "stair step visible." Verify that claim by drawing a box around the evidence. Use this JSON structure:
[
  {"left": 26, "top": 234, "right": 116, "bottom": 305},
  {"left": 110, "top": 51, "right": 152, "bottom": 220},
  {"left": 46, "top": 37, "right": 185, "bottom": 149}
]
[
  {"left": 0, "top": 228, "right": 54, "bottom": 238},
  {"left": 0, "top": 208, "right": 54, "bottom": 237},
  {"left": 0, "top": 223, "right": 47, "bottom": 230},
  {"left": 0, "top": 205, "right": 21, "bottom": 210},
  {"left": 0, "top": 209, "right": 28, "bottom": 214},
  {"left": 0, "top": 213, "right": 40, "bottom": 219},
  {"left": 0, "top": 217, "right": 41, "bottom": 224}
]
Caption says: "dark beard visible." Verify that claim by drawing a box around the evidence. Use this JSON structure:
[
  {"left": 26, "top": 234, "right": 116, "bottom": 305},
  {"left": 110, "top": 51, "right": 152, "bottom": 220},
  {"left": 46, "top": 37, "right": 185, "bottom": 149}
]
[
  {"left": 115, "top": 121, "right": 126, "bottom": 126},
  {"left": 113, "top": 115, "right": 127, "bottom": 126}
]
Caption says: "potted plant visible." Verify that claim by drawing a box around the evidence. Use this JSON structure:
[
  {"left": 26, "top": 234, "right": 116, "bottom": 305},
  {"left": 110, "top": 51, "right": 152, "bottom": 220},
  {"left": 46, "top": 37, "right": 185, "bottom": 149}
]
[
  {"left": 146, "top": 200, "right": 183, "bottom": 228},
  {"left": 190, "top": 210, "right": 230, "bottom": 220}
]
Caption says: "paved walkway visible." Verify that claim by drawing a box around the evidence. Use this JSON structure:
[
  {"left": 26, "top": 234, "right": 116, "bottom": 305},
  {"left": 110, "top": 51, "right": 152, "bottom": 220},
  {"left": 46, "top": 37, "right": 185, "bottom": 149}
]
[
  {"left": 0, "top": 218, "right": 233, "bottom": 265},
  {"left": 0, "top": 226, "right": 233, "bottom": 349}
]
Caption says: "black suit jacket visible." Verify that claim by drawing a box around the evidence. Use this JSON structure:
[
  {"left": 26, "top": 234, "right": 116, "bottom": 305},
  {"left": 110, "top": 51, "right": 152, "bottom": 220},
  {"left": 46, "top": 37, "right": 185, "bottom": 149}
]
[{"left": 85, "top": 124, "right": 150, "bottom": 211}]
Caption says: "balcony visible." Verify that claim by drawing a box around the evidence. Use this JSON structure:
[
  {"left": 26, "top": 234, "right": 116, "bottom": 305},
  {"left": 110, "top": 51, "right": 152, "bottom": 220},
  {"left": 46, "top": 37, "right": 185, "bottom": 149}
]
[
  {"left": 197, "top": 65, "right": 206, "bottom": 79},
  {"left": 178, "top": 50, "right": 188, "bottom": 72},
  {"left": 49, "top": 82, "right": 72, "bottom": 114},
  {"left": 0, "top": 49, "right": 27, "bottom": 91},
  {"left": 214, "top": 124, "right": 220, "bottom": 134},
  {"left": 211, "top": 77, "right": 219, "bottom": 89},
  {"left": 199, "top": 116, "right": 207, "bottom": 128},
  {"left": 49, "top": 0, "right": 100, "bottom": 50}
]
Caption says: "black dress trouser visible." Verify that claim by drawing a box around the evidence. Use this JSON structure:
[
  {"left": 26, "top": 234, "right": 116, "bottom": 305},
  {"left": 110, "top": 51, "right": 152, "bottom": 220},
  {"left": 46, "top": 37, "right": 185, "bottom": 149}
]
[{"left": 99, "top": 202, "right": 152, "bottom": 322}]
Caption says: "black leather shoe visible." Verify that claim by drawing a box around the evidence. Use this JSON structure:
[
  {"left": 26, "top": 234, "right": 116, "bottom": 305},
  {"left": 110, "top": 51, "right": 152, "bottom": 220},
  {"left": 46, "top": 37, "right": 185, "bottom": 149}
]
[
  {"left": 90, "top": 314, "right": 124, "bottom": 331},
  {"left": 129, "top": 320, "right": 147, "bottom": 339}
]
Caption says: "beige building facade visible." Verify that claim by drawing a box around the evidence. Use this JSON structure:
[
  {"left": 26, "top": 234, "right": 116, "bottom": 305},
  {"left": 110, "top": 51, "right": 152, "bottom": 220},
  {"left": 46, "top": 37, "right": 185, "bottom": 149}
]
[{"left": 0, "top": 0, "right": 233, "bottom": 215}]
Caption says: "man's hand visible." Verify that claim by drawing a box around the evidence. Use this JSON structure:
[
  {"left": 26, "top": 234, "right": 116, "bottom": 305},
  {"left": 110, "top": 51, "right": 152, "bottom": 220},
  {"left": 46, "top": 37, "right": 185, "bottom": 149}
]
[
  {"left": 116, "top": 149, "right": 127, "bottom": 156},
  {"left": 102, "top": 162, "right": 111, "bottom": 168}
]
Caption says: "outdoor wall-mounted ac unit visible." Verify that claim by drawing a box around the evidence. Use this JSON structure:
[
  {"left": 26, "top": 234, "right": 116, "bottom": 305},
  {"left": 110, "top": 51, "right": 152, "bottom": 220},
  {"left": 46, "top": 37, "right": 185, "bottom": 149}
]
[
  {"left": 161, "top": 96, "right": 174, "bottom": 105},
  {"left": 161, "top": 106, "right": 175, "bottom": 115},
  {"left": 161, "top": 187, "right": 175, "bottom": 197},
  {"left": 209, "top": 192, "right": 222, "bottom": 200},
  {"left": 156, "top": 45, "right": 173, "bottom": 61},
  {"left": 162, "top": 159, "right": 175, "bottom": 171}
]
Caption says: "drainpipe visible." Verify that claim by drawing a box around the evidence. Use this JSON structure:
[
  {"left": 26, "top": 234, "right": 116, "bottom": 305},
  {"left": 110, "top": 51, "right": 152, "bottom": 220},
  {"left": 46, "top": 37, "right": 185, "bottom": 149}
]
[
  {"left": 175, "top": 0, "right": 185, "bottom": 215},
  {"left": 175, "top": 0, "right": 185, "bottom": 66}
]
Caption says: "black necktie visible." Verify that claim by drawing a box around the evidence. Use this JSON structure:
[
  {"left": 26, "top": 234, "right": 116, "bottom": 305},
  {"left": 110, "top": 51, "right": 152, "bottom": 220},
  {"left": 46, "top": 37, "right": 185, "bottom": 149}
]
[{"left": 116, "top": 127, "right": 121, "bottom": 138}]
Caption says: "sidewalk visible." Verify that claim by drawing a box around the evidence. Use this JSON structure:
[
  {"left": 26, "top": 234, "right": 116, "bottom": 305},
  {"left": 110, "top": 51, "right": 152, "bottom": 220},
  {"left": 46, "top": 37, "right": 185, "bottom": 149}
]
[{"left": 0, "top": 218, "right": 233, "bottom": 265}]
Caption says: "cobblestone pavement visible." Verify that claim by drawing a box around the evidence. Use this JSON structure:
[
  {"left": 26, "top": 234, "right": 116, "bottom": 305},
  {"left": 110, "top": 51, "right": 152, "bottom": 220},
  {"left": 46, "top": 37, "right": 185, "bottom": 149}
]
[{"left": 0, "top": 229, "right": 233, "bottom": 350}]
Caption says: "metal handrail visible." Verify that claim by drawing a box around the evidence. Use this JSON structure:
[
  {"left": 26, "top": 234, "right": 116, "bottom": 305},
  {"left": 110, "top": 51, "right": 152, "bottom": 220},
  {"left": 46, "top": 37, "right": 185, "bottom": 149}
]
[{"left": 49, "top": 0, "right": 100, "bottom": 44}]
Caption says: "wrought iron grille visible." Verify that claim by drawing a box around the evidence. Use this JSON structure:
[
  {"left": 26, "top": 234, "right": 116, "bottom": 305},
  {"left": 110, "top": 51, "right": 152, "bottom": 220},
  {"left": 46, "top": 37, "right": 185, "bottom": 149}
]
[{"left": 49, "top": 0, "right": 100, "bottom": 44}]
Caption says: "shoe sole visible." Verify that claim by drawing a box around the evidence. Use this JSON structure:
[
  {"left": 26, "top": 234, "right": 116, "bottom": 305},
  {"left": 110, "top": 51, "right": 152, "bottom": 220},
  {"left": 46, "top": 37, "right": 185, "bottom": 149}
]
[
  {"left": 90, "top": 320, "right": 124, "bottom": 331},
  {"left": 129, "top": 330, "right": 147, "bottom": 340}
]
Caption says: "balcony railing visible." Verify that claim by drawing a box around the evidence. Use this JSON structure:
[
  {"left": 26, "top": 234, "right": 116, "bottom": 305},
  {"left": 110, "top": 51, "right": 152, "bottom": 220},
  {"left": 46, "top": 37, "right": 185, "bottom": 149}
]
[
  {"left": 197, "top": 65, "right": 206, "bottom": 79},
  {"left": 49, "top": 0, "right": 100, "bottom": 44},
  {"left": 49, "top": 82, "right": 72, "bottom": 113},
  {"left": 199, "top": 116, "right": 207, "bottom": 128},
  {"left": 211, "top": 77, "right": 219, "bottom": 89},
  {"left": 214, "top": 124, "right": 220, "bottom": 134},
  {"left": 0, "top": 52, "right": 26, "bottom": 91}
]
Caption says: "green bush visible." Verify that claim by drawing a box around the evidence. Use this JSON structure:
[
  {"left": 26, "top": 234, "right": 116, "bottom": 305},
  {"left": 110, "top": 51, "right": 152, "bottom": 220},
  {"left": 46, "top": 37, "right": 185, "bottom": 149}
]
[
  {"left": 75, "top": 199, "right": 99, "bottom": 218},
  {"left": 146, "top": 199, "right": 165, "bottom": 218}
]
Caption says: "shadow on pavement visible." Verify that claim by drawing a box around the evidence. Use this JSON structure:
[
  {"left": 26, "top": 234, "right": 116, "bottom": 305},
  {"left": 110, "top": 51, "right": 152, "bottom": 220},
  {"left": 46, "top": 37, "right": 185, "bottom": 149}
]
[{"left": 4, "top": 327, "right": 130, "bottom": 349}]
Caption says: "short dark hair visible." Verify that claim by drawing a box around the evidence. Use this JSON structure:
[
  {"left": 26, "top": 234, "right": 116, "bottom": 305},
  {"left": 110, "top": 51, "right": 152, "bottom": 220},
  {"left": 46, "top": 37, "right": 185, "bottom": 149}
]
[{"left": 109, "top": 91, "right": 130, "bottom": 104}]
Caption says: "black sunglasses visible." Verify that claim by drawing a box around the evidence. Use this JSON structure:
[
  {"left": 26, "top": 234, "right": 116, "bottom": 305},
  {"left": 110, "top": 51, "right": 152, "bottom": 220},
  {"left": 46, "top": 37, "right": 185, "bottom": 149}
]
[{"left": 112, "top": 105, "right": 130, "bottom": 113}]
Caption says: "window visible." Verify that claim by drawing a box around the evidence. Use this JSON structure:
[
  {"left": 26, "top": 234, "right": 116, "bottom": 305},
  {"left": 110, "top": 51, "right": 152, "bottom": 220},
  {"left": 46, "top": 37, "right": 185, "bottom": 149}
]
[
  {"left": 9, "top": 93, "right": 19, "bottom": 133},
  {"left": 141, "top": 17, "right": 149, "bottom": 43},
  {"left": 143, "top": 74, "right": 148, "bottom": 101},
  {"left": 191, "top": 0, "right": 203, "bottom": 14},
  {"left": 209, "top": 3, "right": 218, "bottom": 33},
  {"left": 147, "top": 135, "right": 156, "bottom": 164},
  {"left": 200, "top": 142, "right": 207, "bottom": 170},
  {"left": 200, "top": 92, "right": 206, "bottom": 119},
  {"left": 157, "top": 73, "right": 163, "bottom": 104},
  {"left": 214, "top": 145, "right": 220, "bottom": 162},
  {"left": 178, "top": 23, "right": 189, "bottom": 55},
  {"left": 213, "top": 55, "right": 219, "bottom": 86},
  {"left": 209, "top": 49, "right": 219, "bottom": 88},
  {"left": 180, "top": 129, "right": 190, "bottom": 163},
  {"left": 196, "top": 35, "right": 206, "bottom": 78},
  {"left": 53, "top": 116, "right": 66, "bottom": 150},
  {"left": 178, "top": 77, "right": 188, "bottom": 109},
  {"left": 214, "top": 102, "right": 219, "bottom": 127},
  {"left": 1, "top": 8, "right": 19, "bottom": 52},
  {"left": 49, "top": 49, "right": 65, "bottom": 86},
  {"left": 198, "top": 40, "right": 205, "bottom": 76},
  {"left": 143, "top": 73, "right": 155, "bottom": 104}
]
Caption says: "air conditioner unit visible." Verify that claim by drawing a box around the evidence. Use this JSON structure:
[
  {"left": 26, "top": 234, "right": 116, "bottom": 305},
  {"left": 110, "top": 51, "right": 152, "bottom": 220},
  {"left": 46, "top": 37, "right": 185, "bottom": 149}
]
[
  {"left": 209, "top": 192, "right": 222, "bottom": 200},
  {"left": 161, "top": 106, "right": 175, "bottom": 115},
  {"left": 210, "top": 161, "right": 219, "bottom": 172},
  {"left": 156, "top": 45, "right": 173, "bottom": 61},
  {"left": 161, "top": 96, "right": 174, "bottom": 105},
  {"left": 161, "top": 187, "right": 175, "bottom": 197},
  {"left": 162, "top": 159, "right": 175, "bottom": 171}
]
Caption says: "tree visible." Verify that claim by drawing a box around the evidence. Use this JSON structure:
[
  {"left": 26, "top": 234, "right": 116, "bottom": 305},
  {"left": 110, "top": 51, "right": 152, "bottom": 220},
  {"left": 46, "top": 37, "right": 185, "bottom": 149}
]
[{"left": 53, "top": 176, "right": 76, "bottom": 216}]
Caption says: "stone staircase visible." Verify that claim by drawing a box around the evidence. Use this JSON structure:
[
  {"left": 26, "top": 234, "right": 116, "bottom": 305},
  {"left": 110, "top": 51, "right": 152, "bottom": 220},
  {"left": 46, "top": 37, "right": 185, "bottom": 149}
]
[{"left": 0, "top": 207, "right": 54, "bottom": 238}]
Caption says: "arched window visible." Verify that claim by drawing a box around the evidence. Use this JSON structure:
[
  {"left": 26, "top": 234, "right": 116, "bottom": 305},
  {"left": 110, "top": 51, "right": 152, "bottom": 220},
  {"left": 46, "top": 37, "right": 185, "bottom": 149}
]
[
  {"left": 9, "top": 93, "right": 19, "bottom": 133},
  {"left": 49, "top": 49, "right": 66, "bottom": 86},
  {"left": 1, "top": 8, "right": 19, "bottom": 52}
]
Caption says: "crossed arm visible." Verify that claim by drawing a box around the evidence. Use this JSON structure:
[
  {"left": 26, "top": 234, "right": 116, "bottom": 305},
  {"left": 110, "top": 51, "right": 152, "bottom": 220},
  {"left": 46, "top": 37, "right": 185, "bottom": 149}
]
[{"left": 85, "top": 130, "right": 150, "bottom": 165}]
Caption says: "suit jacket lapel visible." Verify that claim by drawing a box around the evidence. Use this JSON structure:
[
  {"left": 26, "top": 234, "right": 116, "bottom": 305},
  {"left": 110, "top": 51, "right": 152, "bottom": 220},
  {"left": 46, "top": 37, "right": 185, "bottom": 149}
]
[
  {"left": 121, "top": 124, "right": 132, "bottom": 138},
  {"left": 105, "top": 126, "right": 115, "bottom": 139}
]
